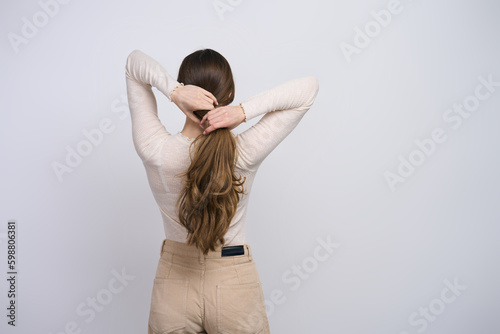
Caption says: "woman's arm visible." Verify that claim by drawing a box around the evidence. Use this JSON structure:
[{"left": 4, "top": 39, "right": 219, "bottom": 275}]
[
  {"left": 125, "top": 49, "right": 217, "bottom": 162},
  {"left": 125, "top": 49, "right": 181, "bottom": 162},
  {"left": 234, "top": 76, "right": 320, "bottom": 171}
]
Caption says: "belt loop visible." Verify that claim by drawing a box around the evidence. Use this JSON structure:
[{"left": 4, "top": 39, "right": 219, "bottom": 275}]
[
  {"left": 160, "top": 239, "right": 166, "bottom": 256},
  {"left": 246, "top": 244, "right": 252, "bottom": 261}
]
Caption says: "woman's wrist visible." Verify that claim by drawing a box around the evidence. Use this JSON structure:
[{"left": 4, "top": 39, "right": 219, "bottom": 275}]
[
  {"left": 168, "top": 82, "right": 184, "bottom": 103},
  {"left": 239, "top": 103, "right": 247, "bottom": 123}
]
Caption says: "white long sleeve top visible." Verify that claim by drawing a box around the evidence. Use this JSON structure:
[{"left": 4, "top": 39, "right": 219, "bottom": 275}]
[{"left": 125, "top": 49, "right": 319, "bottom": 246}]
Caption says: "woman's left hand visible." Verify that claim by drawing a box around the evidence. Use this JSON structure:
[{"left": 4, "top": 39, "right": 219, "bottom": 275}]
[
  {"left": 170, "top": 84, "right": 218, "bottom": 124},
  {"left": 201, "top": 105, "right": 246, "bottom": 135}
]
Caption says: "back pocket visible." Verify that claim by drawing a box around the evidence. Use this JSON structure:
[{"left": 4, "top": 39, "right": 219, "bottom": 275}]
[
  {"left": 149, "top": 278, "right": 189, "bottom": 334},
  {"left": 216, "top": 282, "right": 267, "bottom": 334}
]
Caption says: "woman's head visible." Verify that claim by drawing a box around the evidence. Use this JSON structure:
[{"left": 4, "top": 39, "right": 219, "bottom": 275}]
[
  {"left": 177, "top": 49, "right": 235, "bottom": 109},
  {"left": 175, "top": 49, "right": 246, "bottom": 254}
]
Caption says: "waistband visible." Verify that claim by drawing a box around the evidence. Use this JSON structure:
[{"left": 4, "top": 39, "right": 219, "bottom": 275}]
[{"left": 160, "top": 238, "right": 253, "bottom": 261}]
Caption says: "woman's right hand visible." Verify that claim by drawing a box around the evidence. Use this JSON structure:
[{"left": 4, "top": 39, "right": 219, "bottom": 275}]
[
  {"left": 170, "top": 84, "right": 218, "bottom": 124},
  {"left": 200, "top": 105, "right": 246, "bottom": 135}
]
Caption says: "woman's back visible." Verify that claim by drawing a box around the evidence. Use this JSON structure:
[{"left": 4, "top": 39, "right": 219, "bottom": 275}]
[{"left": 125, "top": 49, "right": 319, "bottom": 246}]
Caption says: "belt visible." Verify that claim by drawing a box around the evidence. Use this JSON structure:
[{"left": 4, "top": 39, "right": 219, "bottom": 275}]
[
  {"left": 221, "top": 245, "right": 245, "bottom": 257},
  {"left": 160, "top": 239, "right": 248, "bottom": 258}
]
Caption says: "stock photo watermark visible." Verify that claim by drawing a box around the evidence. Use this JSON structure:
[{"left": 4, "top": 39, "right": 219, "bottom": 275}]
[
  {"left": 235, "top": 234, "right": 340, "bottom": 331},
  {"left": 7, "top": 0, "right": 73, "bottom": 54},
  {"left": 397, "top": 277, "right": 467, "bottom": 334},
  {"left": 213, "top": 0, "right": 243, "bottom": 21},
  {"left": 48, "top": 267, "right": 135, "bottom": 334},
  {"left": 339, "top": 0, "right": 422, "bottom": 64},
  {"left": 5, "top": 221, "right": 18, "bottom": 326},
  {"left": 384, "top": 74, "right": 499, "bottom": 191},
  {"left": 265, "top": 234, "right": 340, "bottom": 317},
  {"left": 51, "top": 94, "right": 128, "bottom": 183}
]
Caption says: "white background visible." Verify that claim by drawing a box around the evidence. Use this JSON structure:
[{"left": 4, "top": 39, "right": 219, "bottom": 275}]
[{"left": 1, "top": 0, "right": 500, "bottom": 333}]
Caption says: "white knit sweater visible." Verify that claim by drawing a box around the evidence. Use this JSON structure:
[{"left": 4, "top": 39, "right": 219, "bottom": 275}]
[{"left": 125, "top": 49, "right": 319, "bottom": 245}]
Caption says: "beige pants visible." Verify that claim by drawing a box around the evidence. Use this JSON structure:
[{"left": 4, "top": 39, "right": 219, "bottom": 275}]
[{"left": 148, "top": 238, "right": 271, "bottom": 334}]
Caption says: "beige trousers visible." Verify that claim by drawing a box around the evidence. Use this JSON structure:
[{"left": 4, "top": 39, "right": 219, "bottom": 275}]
[{"left": 147, "top": 239, "right": 271, "bottom": 334}]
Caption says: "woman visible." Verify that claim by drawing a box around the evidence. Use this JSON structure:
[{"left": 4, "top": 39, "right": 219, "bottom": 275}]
[{"left": 125, "top": 48, "right": 319, "bottom": 334}]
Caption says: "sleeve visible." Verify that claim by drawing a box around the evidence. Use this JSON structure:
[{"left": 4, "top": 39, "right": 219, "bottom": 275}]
[
  {"left": 235, "top": 76, "right": 319, "bottom": 171},
  {"left": 125, "top": 49, "right": 182, "bottom": 162}
]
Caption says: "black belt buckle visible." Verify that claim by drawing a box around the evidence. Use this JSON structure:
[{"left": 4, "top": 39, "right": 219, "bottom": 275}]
[{"left": 221, "top": 245, "right": 244, "bottom": 257}]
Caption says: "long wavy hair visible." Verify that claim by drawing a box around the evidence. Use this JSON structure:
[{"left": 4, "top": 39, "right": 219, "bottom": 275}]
[{"left": 174, "top": 49, "right": 247, "bottom": 255}]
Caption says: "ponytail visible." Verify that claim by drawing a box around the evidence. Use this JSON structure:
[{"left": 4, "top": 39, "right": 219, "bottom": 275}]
[{"left": 175, "top": 128, "right": 247, "bottom": 254}]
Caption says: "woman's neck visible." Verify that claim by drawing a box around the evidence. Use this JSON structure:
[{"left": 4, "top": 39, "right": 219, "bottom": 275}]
[{"left": 181, "top": 117, "right": 205, "bottom": 139}]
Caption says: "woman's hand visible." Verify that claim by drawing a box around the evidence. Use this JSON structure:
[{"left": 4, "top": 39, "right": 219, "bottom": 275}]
[
  {"left": 201, "top": 105, "right": 246, "bottom": 135},
  {"left": 170, "top": 84, "right": 218, "bottom": 124}
]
